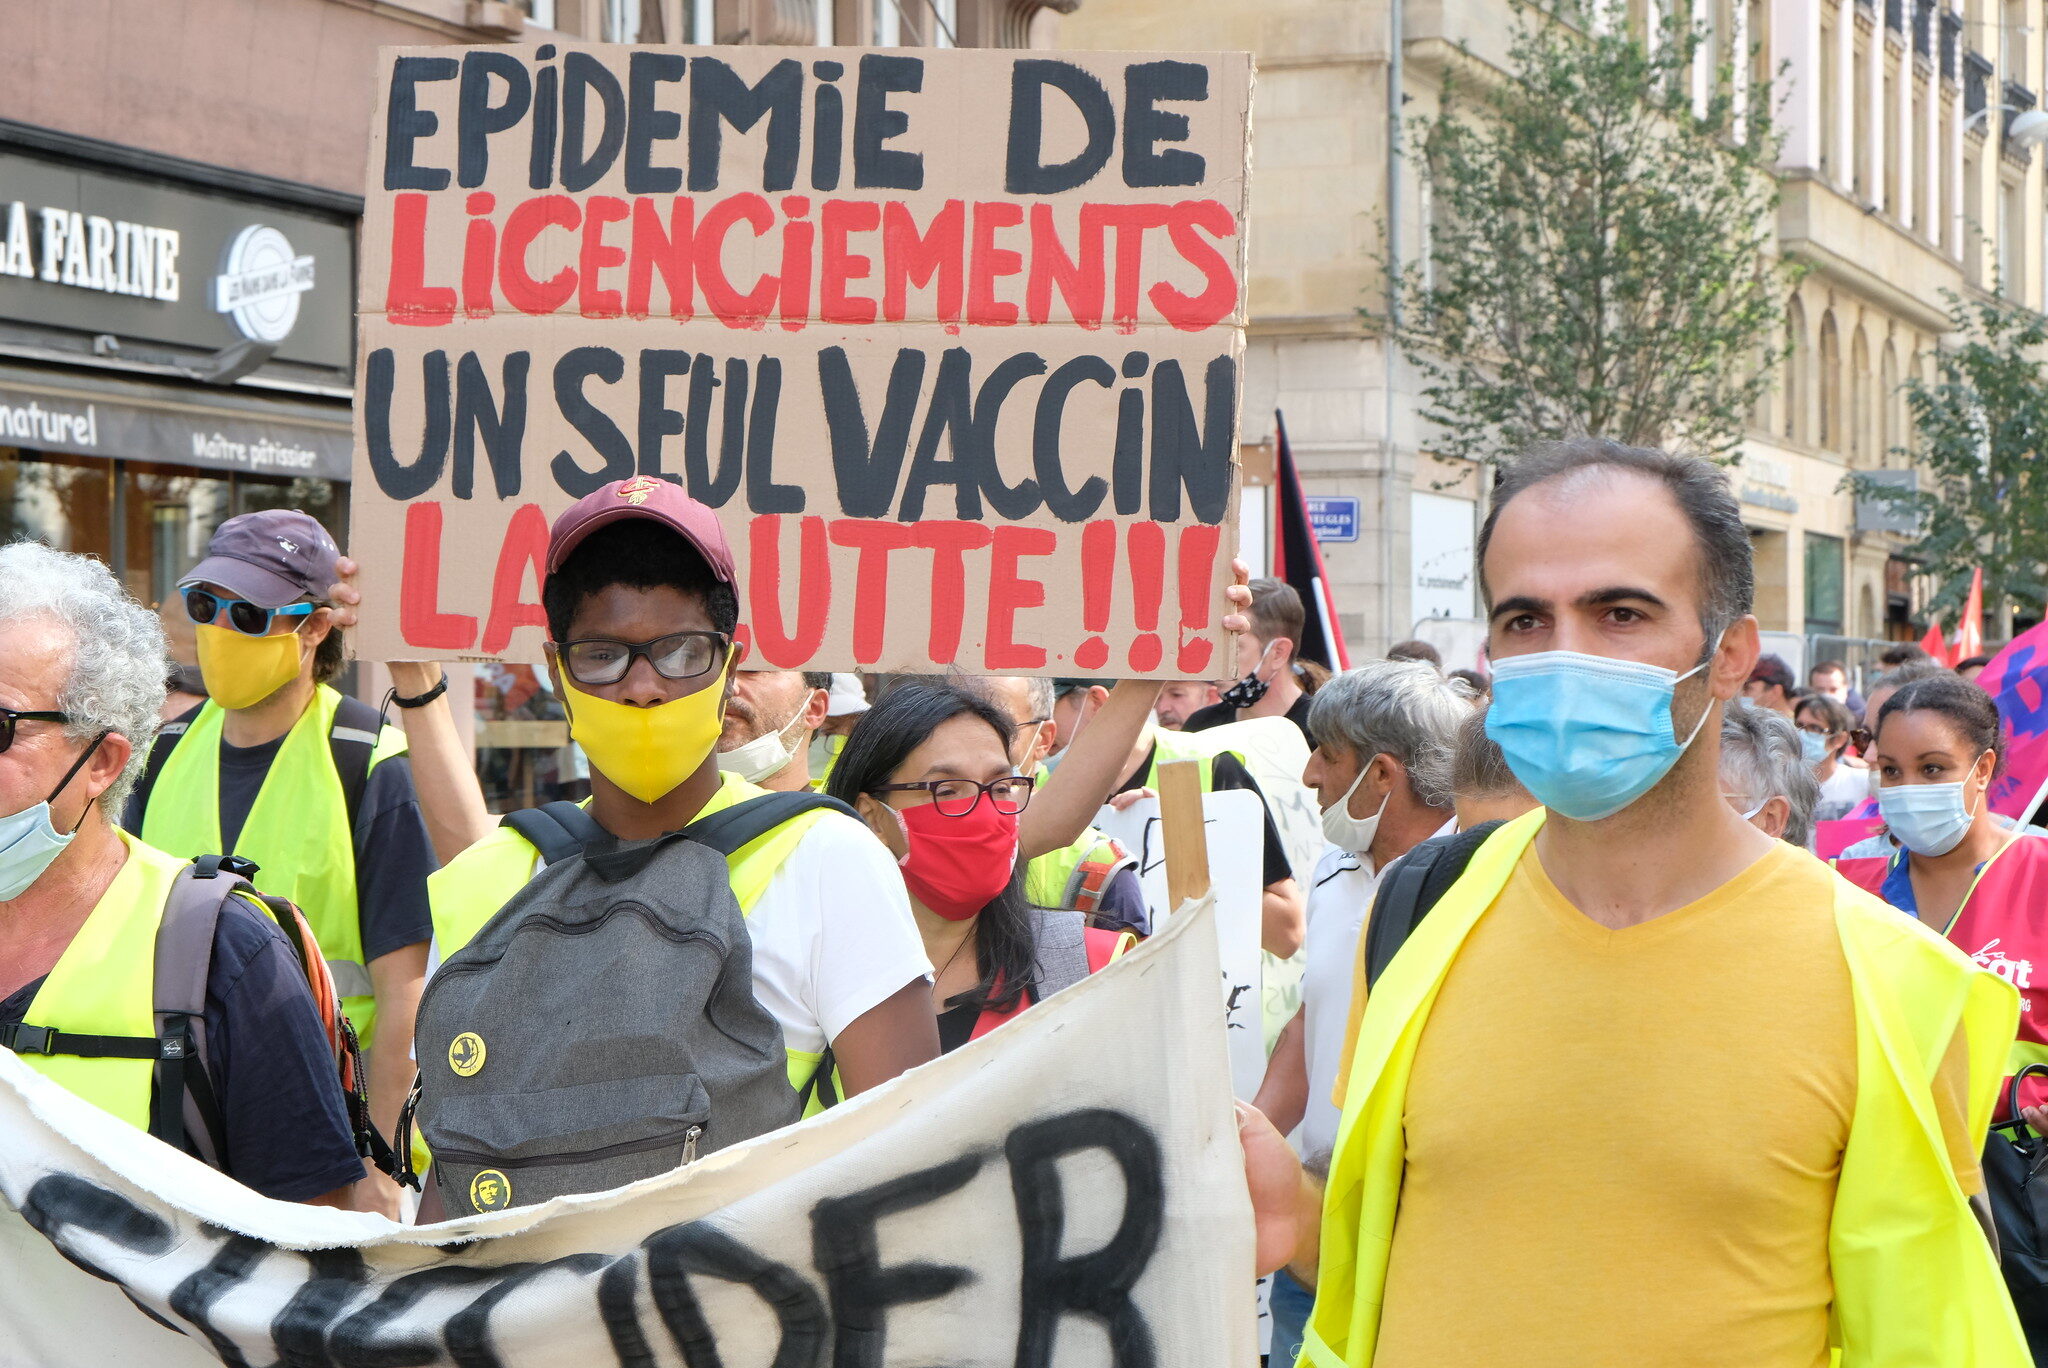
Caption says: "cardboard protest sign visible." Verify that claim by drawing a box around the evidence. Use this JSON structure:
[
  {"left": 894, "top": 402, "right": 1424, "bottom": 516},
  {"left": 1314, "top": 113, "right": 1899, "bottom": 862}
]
[
  {"left": 0, "top": 896, "right": 1250, "bottom": 1367},
  {"left": 1094, "top": 790, "right": 1265, "bottom": 1097},
  {"left": 352, "top": 46, "right": 1252, "bottom": 675}
]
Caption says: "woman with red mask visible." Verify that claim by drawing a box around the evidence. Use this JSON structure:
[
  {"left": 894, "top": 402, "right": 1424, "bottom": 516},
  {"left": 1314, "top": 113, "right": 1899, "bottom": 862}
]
[{"left": 829, "top": 682, "right": 1131, "bottom": 1052}]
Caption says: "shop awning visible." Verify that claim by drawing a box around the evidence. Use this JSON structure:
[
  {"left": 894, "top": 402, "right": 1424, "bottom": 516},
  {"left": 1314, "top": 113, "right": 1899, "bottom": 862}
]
[{"left": 0, "top": 362, "right": 350, "bottom": 482}]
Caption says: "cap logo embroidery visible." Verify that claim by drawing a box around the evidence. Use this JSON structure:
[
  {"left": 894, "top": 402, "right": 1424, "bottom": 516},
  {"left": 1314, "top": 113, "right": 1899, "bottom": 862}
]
[
  {"left": 616, "top": 476, "right": 661, "bottom": 506},
  {"left": 278, "top": 538, "right": 298, "bottom": 553}
]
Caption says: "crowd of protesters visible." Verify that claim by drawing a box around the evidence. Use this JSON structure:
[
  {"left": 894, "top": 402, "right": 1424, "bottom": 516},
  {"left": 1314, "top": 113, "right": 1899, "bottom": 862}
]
[{"left": 6, "top": 437, "right": 2048, "bottom": 1364}]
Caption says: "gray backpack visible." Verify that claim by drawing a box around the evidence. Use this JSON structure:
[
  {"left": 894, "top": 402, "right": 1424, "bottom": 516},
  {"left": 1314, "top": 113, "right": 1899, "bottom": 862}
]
[{"left": 409, "top": 793, "right": 855, "bottom": 1216}]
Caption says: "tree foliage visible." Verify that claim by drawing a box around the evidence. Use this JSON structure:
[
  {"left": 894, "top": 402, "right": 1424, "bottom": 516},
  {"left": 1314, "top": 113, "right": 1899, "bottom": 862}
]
[
  {"left": 1851, "top": 292, "right": 2048, "bottom": 629},
  {"left": 1393, "top": 4, "right": 1794, "bottom": 466}
]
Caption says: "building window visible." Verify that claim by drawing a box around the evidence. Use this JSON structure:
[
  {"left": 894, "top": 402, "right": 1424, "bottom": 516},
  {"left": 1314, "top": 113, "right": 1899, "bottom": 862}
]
[
  {"left": 1784, "top": 296, "right": 1808, "bottom": 444},
  {"left": 1806, "top": 533, "right": 1846, "bottom": 634},
  {"left": 1819, "top": 311, "right": 1842, "bottom": 452},
  {"left": 695, "top": 0, "right": 716, "bottom": 42},
  {"left": 2001, "top": 177, "right": 2023, "bottom": 297}
]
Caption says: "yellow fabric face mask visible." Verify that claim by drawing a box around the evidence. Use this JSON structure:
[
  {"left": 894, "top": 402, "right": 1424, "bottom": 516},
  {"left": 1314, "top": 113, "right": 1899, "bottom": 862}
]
[
  {"left": 195, "top": 623, "right": 304, "bottom": 710},
  {"left": 560, "top": 664, "right": 729, "bottom": 805}
]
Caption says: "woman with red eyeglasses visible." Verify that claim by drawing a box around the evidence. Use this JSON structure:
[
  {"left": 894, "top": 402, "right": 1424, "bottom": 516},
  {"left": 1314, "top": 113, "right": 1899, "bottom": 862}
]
[{"left": 828, "top": 682, "right": 1132, "bottom": 1052}]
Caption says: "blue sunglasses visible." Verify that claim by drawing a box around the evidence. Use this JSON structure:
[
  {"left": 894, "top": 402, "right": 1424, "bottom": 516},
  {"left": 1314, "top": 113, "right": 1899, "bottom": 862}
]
[{"left": 183, "top": 588, "right": 316, "bottom": 637}]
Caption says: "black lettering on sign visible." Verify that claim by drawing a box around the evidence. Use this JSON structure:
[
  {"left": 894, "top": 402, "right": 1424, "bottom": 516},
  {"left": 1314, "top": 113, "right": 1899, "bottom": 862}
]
[
  {"left": 810, "top": 1153, "right": 982, "bottom": 1368},
  {"left": 897, "top": 348, "right": 1046, "bottom": 521},
  {"left": 552, "top": 346, "right": 636, "bottom": 496},
  {"left": 851, "top": 55, "right": 925, "bottom": 191},
  {"left": 168, "top": 1229, "right": 271, "bottom": 1367},
  {"left": 384, "top": 56, "right": 458, "bottom": 192},
  {"left": 642, "top": 1220, "right": 830, "bottom": 1368},
  {"left": 329, "top": 1264, "right": 506, "bottom": 1367},
  {"left": 454, "top": 351, "right": 529, "bottom": 500},
  {"left": 685, "top": 353, "right": 743, "bottom": 506},
  {"left": 625, "top": 51, "right": 688, "bottom": 195},
  {"left": 636, "top": 348, "right": 691, "bottom": 480},
  {"left": 562, "top": 52, "right": 626, "bottom": 194},
  {"left": 1033, "top": 355, "right": 1114, "bottom": 522},
  {"left": 597, "top": 1255, "right": 659, "bottom": 1368},
  {"left": 1147, "top": 355, "right": 1236, "bottom": 525},
  {"left": 688, "top": 57, "right": 804, "bottom": 194},
  {"left": 444, "top": 1253, "right": 608, "bottom": 1368},
  {"left": 1006, "top": 61, "right": 1115, "bottom": 196},
  {"left": 820, "top": 346, "right": 927, "bottom": 519},
  {"left": 457, "top": 51, "right": 532, "bottom": 190},
  {"left": 1007, "top": 1110, "right": 1166, "bottom": 1368},
  {"left": 270, "top": 1246, "right": 370, "bottom": 1366},
  {"left": 19, "top": 1174, "right": 182, "bottom": 1337},
  {"left": 364, "top": 348, "right": 452, "bottom": 501},
  {"left": 742, "top": 356, "right": 802, "bottom": 514},
  {"left": 1120, "top": 62, "right": 1209, "bottom": 189}
]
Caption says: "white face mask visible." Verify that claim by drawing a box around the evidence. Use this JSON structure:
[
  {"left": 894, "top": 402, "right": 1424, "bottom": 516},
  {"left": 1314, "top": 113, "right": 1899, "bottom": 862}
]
[
  {"left": 716, "top": 707, "right": 809, "bottom": 784},
  {"left": 1321, "top": 759, "right": 1392, "bottom": 854},
  {"left": 0, "top": 734, "right": 104, "bottom": 901}
]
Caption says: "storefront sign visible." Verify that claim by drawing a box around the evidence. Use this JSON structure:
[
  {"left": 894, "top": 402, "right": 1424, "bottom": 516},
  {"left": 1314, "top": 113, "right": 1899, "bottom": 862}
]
[
  {"left": 0, "top": 146, "right": 353, "bottom": 376},
  {"left": 0, "top": 383, "right": 349, "bottom": 481},
  {"left": 1411, "top": 490, "right": 1476, "bottom": 620}
]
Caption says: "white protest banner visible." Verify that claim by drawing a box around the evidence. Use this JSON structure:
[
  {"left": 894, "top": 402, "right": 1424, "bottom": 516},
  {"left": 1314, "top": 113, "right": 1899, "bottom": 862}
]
[
  {"left": 352, "top": 46, "right": 1252, "bottom": 675},
  {"left": 0, "top": 898, "right": 1249, "bottom": 1368},
  {"left": 1093, "top": 791, "right": 1264, "bottom": 1098}
]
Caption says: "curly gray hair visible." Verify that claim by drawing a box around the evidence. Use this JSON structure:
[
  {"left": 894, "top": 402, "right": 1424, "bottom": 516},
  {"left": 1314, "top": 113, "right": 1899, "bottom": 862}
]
[
  {"left": 0, "top": 541, "right": 166, "bottom": 815},
  {"left": 1720, "top": 698, "right": 1820, "bottom": 850},
  {"left": 1308, "top": 660, "right": 1476, "bottom": 809}
]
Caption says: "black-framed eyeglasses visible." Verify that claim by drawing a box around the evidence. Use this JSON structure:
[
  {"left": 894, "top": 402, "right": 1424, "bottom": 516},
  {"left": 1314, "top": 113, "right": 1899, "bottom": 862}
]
[
  {"left": 558, "top": 631, "right": 731, "bottom": 687},
  {"left": 872, "top": 775, "right": 1035, "bottom": 817},
  {"left": 0, "top": 707, "right": 70, "bottom": 754},
  {"left": 184, "top": 588, "right": 317, "bottom": 638}
]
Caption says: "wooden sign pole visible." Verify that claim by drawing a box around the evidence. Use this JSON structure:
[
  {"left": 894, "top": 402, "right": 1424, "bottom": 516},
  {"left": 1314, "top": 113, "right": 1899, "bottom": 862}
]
[{"left": 1157, "top": 759, "right": 1213, "bottom": 913}]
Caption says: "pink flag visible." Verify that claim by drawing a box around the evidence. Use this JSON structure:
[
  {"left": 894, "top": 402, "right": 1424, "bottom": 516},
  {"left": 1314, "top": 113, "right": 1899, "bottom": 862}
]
[{"left": 1973, "top": 619, "right": 2048, "bottom": 820}]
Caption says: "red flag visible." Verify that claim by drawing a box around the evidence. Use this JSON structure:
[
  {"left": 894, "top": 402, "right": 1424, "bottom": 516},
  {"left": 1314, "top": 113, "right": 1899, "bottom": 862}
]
[
  {"left": 1955, "top": 567, "right": 1985, "bottom": 663},
  {"left": 1920, "top": 620, "right": 1951, "bottom": 666}
]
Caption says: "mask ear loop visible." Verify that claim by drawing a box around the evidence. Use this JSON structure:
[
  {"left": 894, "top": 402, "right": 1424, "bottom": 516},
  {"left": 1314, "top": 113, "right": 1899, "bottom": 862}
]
[
  {"left": 47, "top": 731, "right": 109, "bottom": 834},
  {"left": 1670, "top": 630, "right": 1730, "bottom": 754}
]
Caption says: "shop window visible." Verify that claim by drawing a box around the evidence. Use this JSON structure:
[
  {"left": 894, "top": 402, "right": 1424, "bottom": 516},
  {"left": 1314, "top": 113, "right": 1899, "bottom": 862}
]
[
  {"left": 121, "top": 462, "right": 233, "bottom": 609},
  {"left": 2, "top": 448, "right": 113, "bottom": 562},
  {"left": 1805, "top": 532, "right": 1846, "bottom": 634}
]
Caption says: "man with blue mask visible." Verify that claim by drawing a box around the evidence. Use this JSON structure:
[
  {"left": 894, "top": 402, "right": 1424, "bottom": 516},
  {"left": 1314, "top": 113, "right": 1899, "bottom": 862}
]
[
  {"left": 1237, "top": 439, "right": 2029, "bottom": 1368},
  {"left": 0, "top": 542, "right": 362, "bottom": 1206}
]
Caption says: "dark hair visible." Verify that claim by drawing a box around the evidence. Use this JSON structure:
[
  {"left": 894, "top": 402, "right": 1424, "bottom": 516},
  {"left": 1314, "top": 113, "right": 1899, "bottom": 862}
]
[
  {"left": 541, "top": 520, "right": 739, "bottom": 642},
  {"left": 1875, "top": 675, "right": 2004, "bottom": 777},
  {"left": 1956, "top": 654, "right": 1993, "bottom": 673},
  {"left": 1477, "top": 438, "right": 1754, "bottom": 654},
  {"left": 1246, "top": 578, "right": 1305, "bottom": 661},
  {"left": 826, "top": 682, "right": 1036, "bottom": 1014},
  {"left": 1810, "top": 658, "right": 1848, "bottom": 679},
  {"left": 1387, "top": 639, "right": 1442, "bottom": 668},
  {"left": 802, "top": 671, "right": 832, "bottom": 690},
  {"left": 1452, "top": 706, "right": 1525, "bottom": 798},
  {"left": 1794, "top": 692, "right": 1855, "bottom": 736},
  {"left": 312, "top": 620, "right": 345, "bottom": 684},
  {"left": 1879, "top": 643, "right": 1930, "bottom": 667}
]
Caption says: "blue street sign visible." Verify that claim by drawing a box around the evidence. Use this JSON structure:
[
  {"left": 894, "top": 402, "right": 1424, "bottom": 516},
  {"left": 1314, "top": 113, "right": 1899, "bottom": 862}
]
[{"left": 1306, "top": 495, "right": 1361, "bottom": 543}]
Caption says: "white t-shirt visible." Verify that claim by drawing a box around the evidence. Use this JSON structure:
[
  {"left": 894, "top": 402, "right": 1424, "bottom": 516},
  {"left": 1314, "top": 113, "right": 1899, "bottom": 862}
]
[
  {"left": 741, "top": 811, "right": 932, "bottom": 1055},
  {"left": 1300, "top": 846, "right": 1380, "bottom": 1165}
]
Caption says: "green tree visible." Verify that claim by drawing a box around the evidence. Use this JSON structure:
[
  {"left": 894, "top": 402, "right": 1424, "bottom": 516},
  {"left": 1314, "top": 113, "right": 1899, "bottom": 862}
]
[
  {"left": 1850, "top": 293, "right": 2048, "bottom": 636},
  {"left": 1392, "top": 4, "right": 1794, "bottom": 466}
]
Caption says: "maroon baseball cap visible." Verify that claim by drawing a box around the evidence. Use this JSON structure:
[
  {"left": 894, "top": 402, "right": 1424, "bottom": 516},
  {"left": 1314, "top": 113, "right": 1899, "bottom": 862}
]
[
  {"left": 1748, "top": 654, "right": 1796, "bottom": 690},
  {"left": 546, "top": 476, "right": 735, "bottom": 584},
  {"left": 178, "top": 510, "right": 340, "bottom": 608}
]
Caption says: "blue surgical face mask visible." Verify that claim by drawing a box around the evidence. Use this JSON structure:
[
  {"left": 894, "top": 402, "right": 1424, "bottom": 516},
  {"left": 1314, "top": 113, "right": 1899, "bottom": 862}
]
[
  {"left": 1799, "top": 729, "right": 1829, "bottom": 765},
  {"left": 0, "top": 733, "right": 105, "bottom": 902},
  {"left": 1877, "top": 762, "right": 1985, "bottom": 857},
  {"left": 1485, "top": 645, "right": 1719, "bottom": 822}
]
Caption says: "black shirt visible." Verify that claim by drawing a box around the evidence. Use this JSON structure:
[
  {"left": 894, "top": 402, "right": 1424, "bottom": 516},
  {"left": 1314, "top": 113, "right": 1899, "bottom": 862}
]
[
  {"left": 2, "top": 892, "right": 366, "bottom": 1202},
  {"left": 126, "top": 735, "right": 437, "bottom": 963},
  {"left": 1183, "top": 691, "right": 1318, "bottom": 751},
  {"left": 1117, "top": 745, "right": 1294, "bottom": 887}
]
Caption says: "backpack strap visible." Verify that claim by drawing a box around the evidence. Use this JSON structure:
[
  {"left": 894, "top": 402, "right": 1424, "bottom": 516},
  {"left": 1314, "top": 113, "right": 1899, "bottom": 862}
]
[
  {"left": 327, "top": 694, "right": 385, "bottom": 842},
  {"left": 501, "top": 801, "right": 609, "bottom": 866},
  {"left": 796, "top": 1047, "right": 840, "bottom": 1113},
  {"left": 126, "top": 700, "right": 206, "bottom": 824},
  {"left": 1363, "top": 821, "right": 1506, "bottom": 991},
  {"left": 150, "top": 857, "right": 243, "bottom": 1166},
  {"left": 682, "top": 793, "right": 862, "bottom": 857}
]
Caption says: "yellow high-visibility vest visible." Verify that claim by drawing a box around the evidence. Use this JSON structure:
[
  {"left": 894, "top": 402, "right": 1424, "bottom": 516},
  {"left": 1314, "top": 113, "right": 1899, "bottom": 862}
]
[
  {"left": 139, "top": 684, "right": 406, "bottom": 1045},
  {"left": 1303, "top": 808, "right": 2029, "bottom": 1368}
]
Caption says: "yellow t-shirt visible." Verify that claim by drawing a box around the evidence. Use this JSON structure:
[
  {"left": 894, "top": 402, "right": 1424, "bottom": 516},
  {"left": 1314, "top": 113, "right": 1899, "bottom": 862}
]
[{"left": 1370, "top": 842, "right": 1872, "bottom": 1368}]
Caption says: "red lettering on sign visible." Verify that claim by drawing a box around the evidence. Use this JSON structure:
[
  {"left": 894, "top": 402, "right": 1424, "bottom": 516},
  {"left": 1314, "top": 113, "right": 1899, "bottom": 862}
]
[
  {"left": 399, "top": 502, "right": 478, "bottom": 650},
  {"left": 986, "top": 525, "right": 1055, "bottom": 670},
  {"left": 479, "top": 503, "right": 551, "bottom": 654}
]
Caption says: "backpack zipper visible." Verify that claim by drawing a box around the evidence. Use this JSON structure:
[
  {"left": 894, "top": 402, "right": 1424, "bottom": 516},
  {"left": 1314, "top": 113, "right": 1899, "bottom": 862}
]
[{"left": 431, "top": 1120, "right": 707, "bottom": 1171}]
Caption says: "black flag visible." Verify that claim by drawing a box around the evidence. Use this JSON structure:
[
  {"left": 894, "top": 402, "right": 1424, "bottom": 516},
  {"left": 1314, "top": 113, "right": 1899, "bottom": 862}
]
[{"left": 1271, "top": 411, "right": 1351, "bottom": 671}]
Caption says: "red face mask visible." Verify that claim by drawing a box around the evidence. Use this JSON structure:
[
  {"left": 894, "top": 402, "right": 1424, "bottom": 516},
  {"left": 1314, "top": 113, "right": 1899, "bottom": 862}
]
[{"left": 891, "top": 796, "right": 1020, "bottom": 921}]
